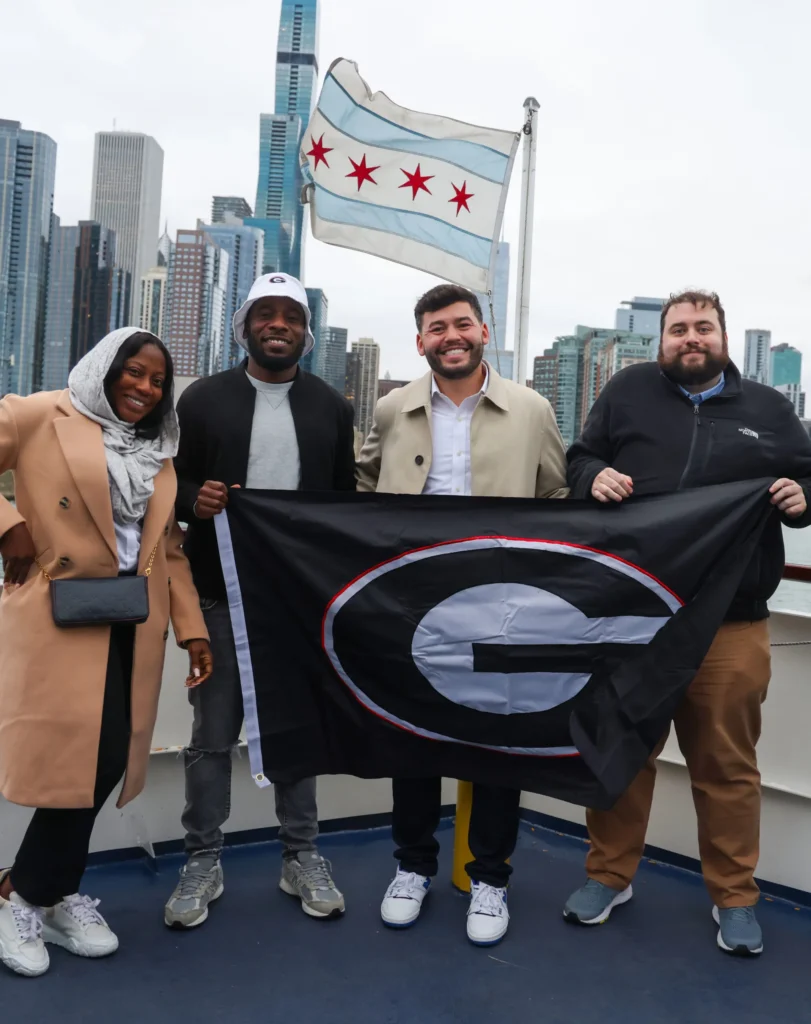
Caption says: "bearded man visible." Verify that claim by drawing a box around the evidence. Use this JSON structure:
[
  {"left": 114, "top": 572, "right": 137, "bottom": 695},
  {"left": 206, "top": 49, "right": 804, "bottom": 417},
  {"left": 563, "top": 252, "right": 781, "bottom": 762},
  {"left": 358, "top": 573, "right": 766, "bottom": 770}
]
[
  {"left": 164, "top": 273, "right": 355, "bottom": 930},
  {"left": 562, "top": 290, "right": 811, "bottom": 957}
]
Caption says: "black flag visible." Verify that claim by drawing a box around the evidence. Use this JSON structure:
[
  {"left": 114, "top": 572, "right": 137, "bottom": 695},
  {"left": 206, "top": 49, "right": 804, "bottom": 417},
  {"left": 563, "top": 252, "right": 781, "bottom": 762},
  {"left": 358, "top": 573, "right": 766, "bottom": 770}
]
[{"left": 215, "top": 480, "right": 771, "bottom": 808}]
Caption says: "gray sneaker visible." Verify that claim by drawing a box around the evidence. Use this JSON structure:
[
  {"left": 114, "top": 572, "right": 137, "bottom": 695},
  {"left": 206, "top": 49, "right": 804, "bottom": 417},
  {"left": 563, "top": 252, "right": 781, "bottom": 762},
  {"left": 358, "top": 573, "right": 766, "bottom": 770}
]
[
  {"left": 712, "top": 905, "right": 763, "bottom": 956},
  {"left": 563, "top": 879, "right": 633, "bottom": 925},
  {"left": 164, "top": 855, "right": 224, "bottom": 929},
  {"left": 279, "top": 851, "right": 345, "bottom": 919}
]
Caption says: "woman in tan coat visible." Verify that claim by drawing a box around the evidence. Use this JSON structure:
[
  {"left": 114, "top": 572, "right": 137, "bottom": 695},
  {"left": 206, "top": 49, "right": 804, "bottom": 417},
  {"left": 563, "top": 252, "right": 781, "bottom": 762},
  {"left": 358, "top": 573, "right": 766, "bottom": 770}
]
[{"left": 0, "top": 328, "right": 212, "bottom": 978}]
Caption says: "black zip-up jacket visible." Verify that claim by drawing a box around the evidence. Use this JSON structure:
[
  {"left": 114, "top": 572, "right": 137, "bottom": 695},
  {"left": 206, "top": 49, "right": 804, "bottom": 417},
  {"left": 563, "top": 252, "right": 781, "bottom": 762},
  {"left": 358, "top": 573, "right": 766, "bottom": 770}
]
[
  {"left": 175, "top": 361, "right": 356, "bottom": 600},
  {"left": 567, "top": 360, "right": 811, "bottom": 621}
]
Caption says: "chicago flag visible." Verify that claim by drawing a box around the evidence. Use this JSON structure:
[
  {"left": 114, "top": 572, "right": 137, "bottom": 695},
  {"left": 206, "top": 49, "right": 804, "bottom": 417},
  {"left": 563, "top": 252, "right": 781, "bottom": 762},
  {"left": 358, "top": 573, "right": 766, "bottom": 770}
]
[{"left": 300, "top": 58, "right": 520, "bottom": 292}]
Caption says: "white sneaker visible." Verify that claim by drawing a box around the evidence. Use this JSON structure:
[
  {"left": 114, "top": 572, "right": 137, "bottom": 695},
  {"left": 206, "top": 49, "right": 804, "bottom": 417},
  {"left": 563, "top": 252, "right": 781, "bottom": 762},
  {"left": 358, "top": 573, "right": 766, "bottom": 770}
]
[
  {"left": 467, "top": 881, "right": 509, "bottom": 946},
  {"left": 0, "top": 891, "right": 49, "bottom": 977},
  {"left": 380, "top": 869, "right": 432, "bottom": 928},
  {"left": 42, "top": 894, "right": 119, "bottom": 958}
]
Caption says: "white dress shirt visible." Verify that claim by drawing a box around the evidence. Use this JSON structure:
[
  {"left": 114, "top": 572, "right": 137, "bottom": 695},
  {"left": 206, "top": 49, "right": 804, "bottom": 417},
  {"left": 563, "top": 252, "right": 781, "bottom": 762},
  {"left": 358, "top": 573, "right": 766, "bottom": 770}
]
[
  {"left": 422, "top": 366, "right": 489, "bottom": 496},
  {"left": 115, "top": 520, "right": 142, "bottom": 573}
]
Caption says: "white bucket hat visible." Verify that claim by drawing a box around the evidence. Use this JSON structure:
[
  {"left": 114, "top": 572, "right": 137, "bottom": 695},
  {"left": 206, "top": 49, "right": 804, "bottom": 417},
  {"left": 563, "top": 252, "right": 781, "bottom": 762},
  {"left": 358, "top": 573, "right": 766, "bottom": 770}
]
[{"left": 232, "top": 272, "right": 315, "bottom": 357}]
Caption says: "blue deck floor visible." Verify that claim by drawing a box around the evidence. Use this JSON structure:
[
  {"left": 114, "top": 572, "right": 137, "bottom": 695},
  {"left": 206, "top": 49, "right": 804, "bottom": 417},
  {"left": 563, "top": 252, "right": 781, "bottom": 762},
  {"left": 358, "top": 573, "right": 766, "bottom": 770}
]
[{"left": 3, "top": 819, "right": 808, "bottom": 1023}]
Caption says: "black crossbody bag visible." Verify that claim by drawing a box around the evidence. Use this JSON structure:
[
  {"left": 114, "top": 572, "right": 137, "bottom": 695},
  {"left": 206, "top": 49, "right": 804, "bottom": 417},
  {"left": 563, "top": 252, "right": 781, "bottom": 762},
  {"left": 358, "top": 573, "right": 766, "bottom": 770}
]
[{"left": 37, "top": 546, "right": 158, "bottom": 628}]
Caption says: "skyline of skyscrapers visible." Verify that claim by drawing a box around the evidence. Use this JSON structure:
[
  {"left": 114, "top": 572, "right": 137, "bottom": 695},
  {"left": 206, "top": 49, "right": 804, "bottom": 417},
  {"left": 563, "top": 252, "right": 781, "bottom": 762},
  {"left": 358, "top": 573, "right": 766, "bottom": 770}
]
[
  {"left": 90, "top": 131, "right": 163, "bottom": 322},
  {"left": 0, "top": 120, "right": 57, "bottom": 397},
  {"left": 251, "top": 0, "right": 319, "bottom": 278}
]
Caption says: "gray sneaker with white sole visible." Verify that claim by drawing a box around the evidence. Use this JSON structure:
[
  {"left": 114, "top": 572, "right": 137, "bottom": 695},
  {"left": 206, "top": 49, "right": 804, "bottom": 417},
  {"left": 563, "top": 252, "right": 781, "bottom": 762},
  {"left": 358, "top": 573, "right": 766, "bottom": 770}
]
[
  {"left": 164, "top": 855, "right": 224, "bottom": 929},
  {"left": 563, "top": 879, "right": 633, "bottom": 924},
  {"left": 280, "top": 851, "right": 345, "bottom": 919}
]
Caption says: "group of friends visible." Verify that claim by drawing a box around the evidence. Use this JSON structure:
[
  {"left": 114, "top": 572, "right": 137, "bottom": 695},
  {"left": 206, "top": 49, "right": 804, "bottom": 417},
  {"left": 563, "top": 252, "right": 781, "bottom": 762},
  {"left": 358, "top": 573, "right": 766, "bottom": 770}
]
[{"left": 0, "top": 270, "right": 810, "bottom": 979}]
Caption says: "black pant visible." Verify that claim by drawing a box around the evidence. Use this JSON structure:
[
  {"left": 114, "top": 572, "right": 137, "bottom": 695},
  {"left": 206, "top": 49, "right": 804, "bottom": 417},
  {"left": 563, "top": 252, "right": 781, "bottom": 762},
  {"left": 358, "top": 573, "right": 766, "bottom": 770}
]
[
  {"left": 11, "top": 625, "right": 134, "bottom": 907},
  {"left": 392, "top": 777, "right": 521, "bottom": 888}
]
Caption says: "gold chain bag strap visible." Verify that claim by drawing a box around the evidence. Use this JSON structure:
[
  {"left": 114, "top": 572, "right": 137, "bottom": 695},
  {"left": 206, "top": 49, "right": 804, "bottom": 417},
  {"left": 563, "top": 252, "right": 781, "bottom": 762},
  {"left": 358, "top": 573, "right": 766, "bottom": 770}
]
[{"left": 37, "top": 544, "right": 159, "bottom": 628}]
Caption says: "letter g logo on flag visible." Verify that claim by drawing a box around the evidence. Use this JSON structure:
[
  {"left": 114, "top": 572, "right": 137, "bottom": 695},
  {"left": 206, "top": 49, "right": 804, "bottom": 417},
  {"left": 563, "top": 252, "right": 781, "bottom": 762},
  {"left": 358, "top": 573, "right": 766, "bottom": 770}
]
[{"left": 322, "top": 538, "right": 682, "bottom": 758}]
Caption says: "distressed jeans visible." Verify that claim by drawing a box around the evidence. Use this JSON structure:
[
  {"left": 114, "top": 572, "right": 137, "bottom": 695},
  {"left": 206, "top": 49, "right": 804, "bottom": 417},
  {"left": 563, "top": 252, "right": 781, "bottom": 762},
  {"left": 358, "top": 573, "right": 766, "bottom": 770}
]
[{"left": 182, "top": 599, "right": 319, "bottom": 859}]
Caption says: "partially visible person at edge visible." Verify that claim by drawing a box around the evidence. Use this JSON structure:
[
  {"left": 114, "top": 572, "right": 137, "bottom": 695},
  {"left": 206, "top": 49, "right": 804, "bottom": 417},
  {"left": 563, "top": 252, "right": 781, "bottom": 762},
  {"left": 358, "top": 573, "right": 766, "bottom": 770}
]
[
  {"left": 163, "top": 272, "right": 356, "bottom": 930},
  {"left": 0, "top": 328, "right": 212, "bottom": 978},
  {"left": 356, "top": 283, "right": 569, "bottom": 947},
  {"left": 562, "top": 290, "right": 811, "bottom": 957}
]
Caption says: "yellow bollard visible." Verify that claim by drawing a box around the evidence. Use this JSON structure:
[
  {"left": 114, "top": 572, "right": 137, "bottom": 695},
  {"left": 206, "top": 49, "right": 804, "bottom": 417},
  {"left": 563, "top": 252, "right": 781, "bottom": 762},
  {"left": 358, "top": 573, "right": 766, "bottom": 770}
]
[{"left": 451, "top": 780, "right": 474, "bottom": 893}]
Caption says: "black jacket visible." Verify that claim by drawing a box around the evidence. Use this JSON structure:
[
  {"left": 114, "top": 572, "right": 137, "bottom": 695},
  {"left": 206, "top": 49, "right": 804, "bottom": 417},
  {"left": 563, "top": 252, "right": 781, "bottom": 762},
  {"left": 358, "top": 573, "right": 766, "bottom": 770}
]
[
  {"left": 567, "top": 360, "right": 811, "bottom": 621},
  {"left": 175, "top": 362, "right": 356, "bottom": 599}
]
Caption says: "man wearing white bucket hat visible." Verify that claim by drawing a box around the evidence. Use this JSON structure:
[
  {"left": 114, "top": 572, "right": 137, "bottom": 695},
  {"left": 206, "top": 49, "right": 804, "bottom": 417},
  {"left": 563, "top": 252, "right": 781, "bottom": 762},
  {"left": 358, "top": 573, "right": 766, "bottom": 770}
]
[{"left": 164, "top": 272, "right": 356, "bottom": 929}]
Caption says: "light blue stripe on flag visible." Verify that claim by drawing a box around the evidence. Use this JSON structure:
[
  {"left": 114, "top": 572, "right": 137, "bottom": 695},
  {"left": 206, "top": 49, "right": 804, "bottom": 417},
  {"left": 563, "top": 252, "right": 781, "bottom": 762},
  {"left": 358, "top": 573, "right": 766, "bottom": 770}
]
[
  {"left": 319, "top": 74, "right": 510, "bottom": 185},
  {"left": 313, "top": 185, "right": 492, "bottom": 269}
]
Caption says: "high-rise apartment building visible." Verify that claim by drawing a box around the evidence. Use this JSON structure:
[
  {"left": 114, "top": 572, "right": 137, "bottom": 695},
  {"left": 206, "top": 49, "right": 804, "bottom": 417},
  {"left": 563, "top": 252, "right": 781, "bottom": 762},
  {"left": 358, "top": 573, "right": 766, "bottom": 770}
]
[
  {"left": 743, "top": 329, "right": 771, "bottom": 385},
  {"left": 42, "top": 217, "right": 80, "bottom": 391},
  {"left": 90, "top": 132, "right": 163, "bottom": 321},
  {"left": 0, "top": 120, "right": 57, "bottom": 396},
  {"left": 71, "top": 222, "right": 130, "bottom": 367},
  {"left": 211, "top": 196, "right": 253, "bottom": 224},
  {"left": 199, "top": 221, "right": 263, "bottom": 370},
  {"left": 774, "top": 383, "right": 805, "bottom": 419},
  {"left": 532, "top": 352, "right": 558, "bottom": 409},
  {"left": 139, "top": 266, "right": 169, "bottom": 341},
  {"left": 351, "top": 338, "right": 380, "bottom": 439},
  {"left": 303, "top": 287, "right": 329, "bottom": 377},
  {"left": 615, "top": 297, "right": 665, "bottom": 338},
  {"left": 165, "top": 229, "right": 229, "bottom": 377},
  {"left": 252, "top": 0, "right": 319, "bottom": 277},
  {"left": 771, "top": 343, "right": 802, "bottom": 388},
  {"left": 474, "top": 242, "right": 514, "bottom": 379},
  {"left": 322, "top": 326, "right": 348, "bottom": 393}
]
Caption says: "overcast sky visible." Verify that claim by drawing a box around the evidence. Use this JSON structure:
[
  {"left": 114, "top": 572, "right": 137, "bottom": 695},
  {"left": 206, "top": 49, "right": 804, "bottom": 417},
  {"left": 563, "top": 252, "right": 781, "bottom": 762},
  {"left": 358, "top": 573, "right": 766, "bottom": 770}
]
[{"left": 4, "top": 0, "right": 811, "bottom": 386}]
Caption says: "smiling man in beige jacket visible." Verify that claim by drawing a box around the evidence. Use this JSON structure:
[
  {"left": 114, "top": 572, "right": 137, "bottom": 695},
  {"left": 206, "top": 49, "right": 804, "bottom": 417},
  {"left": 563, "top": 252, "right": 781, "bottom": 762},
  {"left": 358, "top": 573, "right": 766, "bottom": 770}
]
[{"left": 356, "top": 282, "right": 568, "bottom": 947}]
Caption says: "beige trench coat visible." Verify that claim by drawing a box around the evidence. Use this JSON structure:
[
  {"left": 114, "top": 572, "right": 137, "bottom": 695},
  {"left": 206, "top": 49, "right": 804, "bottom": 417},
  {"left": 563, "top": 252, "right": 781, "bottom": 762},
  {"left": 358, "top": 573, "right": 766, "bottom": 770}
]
[
  {"left": 356, "top": 366, "right": 570, "bottom": 498},
  {"left": 0, "top": 390, "right": 207, "bottom": 809}
]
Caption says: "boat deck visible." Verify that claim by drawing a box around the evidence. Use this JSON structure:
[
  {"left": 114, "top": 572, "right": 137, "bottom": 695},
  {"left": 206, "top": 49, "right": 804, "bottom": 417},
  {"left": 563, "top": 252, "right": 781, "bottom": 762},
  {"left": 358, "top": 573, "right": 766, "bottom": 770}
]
[{"left": 3, "top": 818, "right": 807, "bottom": 1023}]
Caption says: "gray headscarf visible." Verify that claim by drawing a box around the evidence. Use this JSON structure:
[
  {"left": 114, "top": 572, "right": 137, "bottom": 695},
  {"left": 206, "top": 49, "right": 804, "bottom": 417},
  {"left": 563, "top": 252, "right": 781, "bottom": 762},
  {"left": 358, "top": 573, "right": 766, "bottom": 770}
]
[{"left": 68, "top": 327, "right": 179, "bottom": 526}]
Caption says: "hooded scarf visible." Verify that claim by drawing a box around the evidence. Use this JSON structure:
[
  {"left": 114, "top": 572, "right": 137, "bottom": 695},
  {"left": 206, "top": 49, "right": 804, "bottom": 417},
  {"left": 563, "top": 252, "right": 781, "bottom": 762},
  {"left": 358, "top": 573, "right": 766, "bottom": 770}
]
[{"left": 67, "top": 327, "right": 179, "bottom": 526}]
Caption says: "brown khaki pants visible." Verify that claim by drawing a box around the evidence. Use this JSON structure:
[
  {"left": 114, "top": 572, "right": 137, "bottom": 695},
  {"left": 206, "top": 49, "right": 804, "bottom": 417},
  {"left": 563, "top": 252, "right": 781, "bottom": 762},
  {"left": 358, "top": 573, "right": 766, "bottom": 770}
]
[{"left": 586, "top": 620, "right": 771, "bottom": 908}]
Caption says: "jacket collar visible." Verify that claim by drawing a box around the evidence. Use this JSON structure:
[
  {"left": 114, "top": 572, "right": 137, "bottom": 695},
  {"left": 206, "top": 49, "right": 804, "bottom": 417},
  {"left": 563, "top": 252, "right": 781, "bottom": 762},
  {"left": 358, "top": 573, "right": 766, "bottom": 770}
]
[
  {"left": 402, "top": 362, "right": 509, "bottom": 413},
  {"left": 660, "top": 359, "right": 742, "bottom": 400}
]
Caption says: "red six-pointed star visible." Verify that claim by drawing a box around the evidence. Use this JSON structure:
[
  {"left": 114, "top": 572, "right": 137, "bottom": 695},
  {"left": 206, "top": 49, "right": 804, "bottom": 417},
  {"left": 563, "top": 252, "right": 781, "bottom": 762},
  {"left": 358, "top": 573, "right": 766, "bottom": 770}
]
[
  {"left": 449, "top": 181, "right": 475, "bottom": 216},
  {"left": 306, "top": 133, "right": 333, "bottom": 170},
  {"left": 399, "top": 163, "right": 434, "bottom": 200},
  {"left": 346, "top": 154, "right": 380, "bottom": 191}
]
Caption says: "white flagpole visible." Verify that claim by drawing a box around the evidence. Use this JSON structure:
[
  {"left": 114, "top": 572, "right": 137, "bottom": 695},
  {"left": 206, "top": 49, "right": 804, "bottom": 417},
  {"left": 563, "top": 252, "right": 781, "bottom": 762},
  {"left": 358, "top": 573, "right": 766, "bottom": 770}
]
[{"left": 512, "top": 97, "right": 540, "bottom": 385}]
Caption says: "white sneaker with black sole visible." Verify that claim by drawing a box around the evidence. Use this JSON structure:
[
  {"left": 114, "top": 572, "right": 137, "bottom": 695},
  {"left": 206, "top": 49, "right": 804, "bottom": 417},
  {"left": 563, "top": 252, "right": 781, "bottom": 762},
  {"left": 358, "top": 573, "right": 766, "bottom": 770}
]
[
  {"left": 42, "top": 894, "right": 119, "bottom": 958},
  {"left": 380, "top": 869, "right": 432, "bottom": 928},
  {"left": 0, "top": 891, "right": 48, "bottom": 977}
]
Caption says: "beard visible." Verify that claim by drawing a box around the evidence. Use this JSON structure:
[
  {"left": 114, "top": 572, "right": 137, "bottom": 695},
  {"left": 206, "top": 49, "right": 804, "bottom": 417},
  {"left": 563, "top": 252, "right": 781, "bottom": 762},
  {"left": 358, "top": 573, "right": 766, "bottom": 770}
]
[
  {"left": 247, "top": 329, "right": 306, "bottom": 373},
  {"left": 657, "top": 345, "right": 729, "bottom": 387},
  {"left": 424, "top": 341, "right": 485, "bottom": 381}
]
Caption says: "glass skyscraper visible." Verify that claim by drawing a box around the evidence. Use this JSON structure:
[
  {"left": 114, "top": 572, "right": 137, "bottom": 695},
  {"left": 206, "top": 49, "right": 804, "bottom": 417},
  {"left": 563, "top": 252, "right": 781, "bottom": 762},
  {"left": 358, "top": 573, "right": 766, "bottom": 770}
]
[
  {"left": 42, "top": 216, "right": 80, "bottom": 392},
  {"left": 0, "top": 120, "right": 57, "bottom": 396},
  {"left": 303, "top": 286, "right": 328, "bottom": 375},
  {"left": 200, "top": 222, "right": 263, "bottom": 371},
  {"left": 251, "top": 0, "right": 319, "bottom": 278}
]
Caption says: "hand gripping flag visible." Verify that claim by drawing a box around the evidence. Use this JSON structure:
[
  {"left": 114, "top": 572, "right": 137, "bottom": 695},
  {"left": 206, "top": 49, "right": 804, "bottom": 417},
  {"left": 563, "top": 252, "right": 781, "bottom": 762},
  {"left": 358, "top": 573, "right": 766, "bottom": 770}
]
[
  {"left": 215, "top": 481, "right": 772, "bottom": 809},
  {"left": 299, "top": 58, "right": 520, "bottom": 292}
]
